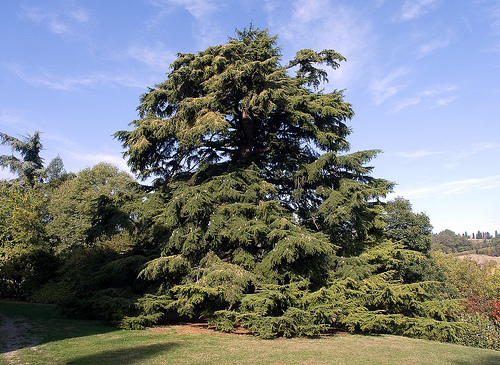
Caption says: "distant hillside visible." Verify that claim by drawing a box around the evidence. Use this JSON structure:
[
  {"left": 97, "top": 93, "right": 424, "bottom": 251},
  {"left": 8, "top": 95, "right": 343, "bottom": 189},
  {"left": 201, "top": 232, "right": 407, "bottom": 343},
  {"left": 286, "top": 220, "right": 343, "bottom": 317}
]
[
  {"left": 456, "top": 253, "right": 500, "bottom": 267},
  {"left": 431, "top": 229, "right": 500, "bottom": 254}
]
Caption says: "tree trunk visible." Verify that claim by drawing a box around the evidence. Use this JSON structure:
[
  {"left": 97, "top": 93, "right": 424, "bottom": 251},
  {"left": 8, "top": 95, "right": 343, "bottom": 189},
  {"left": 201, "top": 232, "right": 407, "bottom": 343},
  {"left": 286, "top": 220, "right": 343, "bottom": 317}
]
[{"left": 238, "top": 109, "right": 254, "bottom": 162}]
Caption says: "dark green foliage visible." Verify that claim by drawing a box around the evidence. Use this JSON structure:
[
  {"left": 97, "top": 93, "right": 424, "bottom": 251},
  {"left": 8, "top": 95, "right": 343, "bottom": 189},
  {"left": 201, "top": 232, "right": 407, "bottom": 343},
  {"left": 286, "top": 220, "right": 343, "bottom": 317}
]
[
  {"left": 109, "top": 27, "right": 484, "bottom": 343},
  {"left": 431, "top": 229, "right": 474, "bottom": 253},
  {"left": 456, "top": 313, "right": 500, "bottom": 350},
  {"left": 384, "top": 197, "right": 432, "bottom": 254},
  {"left": 46, "top": 163, "right": 142, "bottom": 252},
  {"left": 54, "top": 246, "right": 150, "bottom": 323},
  {"left": 6, "top": 27, "right": 491, "bottom": 351}
]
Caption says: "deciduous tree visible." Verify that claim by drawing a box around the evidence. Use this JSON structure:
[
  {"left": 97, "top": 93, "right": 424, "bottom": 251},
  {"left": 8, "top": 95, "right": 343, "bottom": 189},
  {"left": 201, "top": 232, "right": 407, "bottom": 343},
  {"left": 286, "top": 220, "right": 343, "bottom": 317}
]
[
  {"left": 46, "top": 163, "right": 142, "bottom": 252},
  {"left": 384, "top": 197, "right": 432, "bottom": 254}
]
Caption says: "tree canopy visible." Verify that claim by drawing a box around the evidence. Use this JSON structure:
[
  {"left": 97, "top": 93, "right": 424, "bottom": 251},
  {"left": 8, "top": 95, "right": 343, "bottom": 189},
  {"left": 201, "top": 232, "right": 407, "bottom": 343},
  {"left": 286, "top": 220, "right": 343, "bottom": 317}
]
[
  {"left": 116, "top": 27, "right": 393, "bottom": 255},
  {"left": 113, "top": 27, "right": 412, "bottom": 334},
  {"left": 46, "top": 163, "right": 141, "bottom": 252},
  {"left": 384, "top": 197, "right": 432, "bottom": 254}
]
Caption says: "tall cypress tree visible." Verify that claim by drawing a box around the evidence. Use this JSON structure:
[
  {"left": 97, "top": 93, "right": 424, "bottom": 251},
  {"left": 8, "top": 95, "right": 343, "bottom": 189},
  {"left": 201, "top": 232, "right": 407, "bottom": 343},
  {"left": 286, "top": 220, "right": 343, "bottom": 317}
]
[{"left": 116, "top": 27, "right": 393, "bottom": 332}]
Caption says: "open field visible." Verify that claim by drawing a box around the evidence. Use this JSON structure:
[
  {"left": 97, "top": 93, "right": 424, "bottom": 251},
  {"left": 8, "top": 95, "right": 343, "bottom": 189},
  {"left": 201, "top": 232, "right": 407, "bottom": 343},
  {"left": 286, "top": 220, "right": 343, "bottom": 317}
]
[
  {"left": 456, "top": 253, "right": 500, "bottom": 267},
  {"left": 2, "top": 301, "right": 500, "bottom": 365}
]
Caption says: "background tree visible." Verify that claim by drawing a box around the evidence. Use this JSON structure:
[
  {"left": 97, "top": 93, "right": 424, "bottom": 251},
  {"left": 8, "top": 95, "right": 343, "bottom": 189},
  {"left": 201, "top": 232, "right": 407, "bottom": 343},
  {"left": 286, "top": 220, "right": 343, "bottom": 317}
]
[
  {"left": 46, "top": 163, "right": 142, "bottom": 253},
  {"left": 0, "top": 131, "right": 45, "bottom": 186},
  {"left": 43, "top": 155, "right": 75, "bottom": 190},
  {"left": 431, "top": 229, "right": 473, "bottom": 253},
  {"left": 0, "top": 182, "right": 55, "bottom": 298},
  {"left": 384, "top": 197, "right": 432, "bottom": 254},
  {"left": 34, "top": 163, "right": 150, "bottom": 320}
]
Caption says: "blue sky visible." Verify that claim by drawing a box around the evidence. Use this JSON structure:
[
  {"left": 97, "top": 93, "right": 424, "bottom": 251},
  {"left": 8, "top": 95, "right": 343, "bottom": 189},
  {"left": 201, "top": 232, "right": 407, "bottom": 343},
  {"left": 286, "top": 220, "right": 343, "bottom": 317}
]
[{"left": 1, "top": 0, "right": 499, "bottom": 235}]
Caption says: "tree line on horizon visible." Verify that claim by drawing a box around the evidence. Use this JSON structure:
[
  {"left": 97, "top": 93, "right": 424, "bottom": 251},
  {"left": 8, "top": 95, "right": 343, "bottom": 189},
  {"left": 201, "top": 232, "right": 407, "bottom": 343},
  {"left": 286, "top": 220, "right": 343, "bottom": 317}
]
[
  {"left": 432, "top": 229, "right": 500, "bottom": 256},
  {"left": 1, "top": 27, "right": 500, "bottom": 349}
]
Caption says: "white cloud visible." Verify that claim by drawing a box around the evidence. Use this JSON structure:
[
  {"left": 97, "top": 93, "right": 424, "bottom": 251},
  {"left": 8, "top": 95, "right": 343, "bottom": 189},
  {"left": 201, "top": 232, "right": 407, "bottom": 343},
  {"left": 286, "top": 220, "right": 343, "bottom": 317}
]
[
  {"left": 398, "top": 0, "right": 439, "bottom": 21},
  {"left": 66, "top": 151, "right": 130, "bottom": 174},
  {"left": 81, "top": 153, "right": 130, "bottom": 172},
  {"left": 454, "top": 143, "right": 498, "bottom": 159},
  {"left": 396, "top": 174, "right": 500, "bottom": 199},
  {"left": 395, "top": 143, "right": 497, "bottom": 162},
  {"left": 126, "top": 42, "right": 175, "bottom": 71},
  {"left": 266, "top": 0, "right": 375, "bottom": 89},
  {"left": 146, "top": 0, "right": 222, "bottom": 47},
  {"left": 419, "top": 84, "right": 457, "bottom": 96},
  {"left": 69, "top": 8, "right": 90, "bottom": 23},
  {"left": 396, "top": 150, "right": 447, "bottom": 159},
  {"left": 388, "top": 96, "right": 422, "bottom": 113},
  {"left": 0, "top": 109, "right": 24, "bottom": 127},
  {"left": 370, "top": 67, "right": 411, "bottom": 104},
  {"left": 387, "top": 83, "right": 457, "bottom": 113},
  {"left": 21, "top": 5, "right": 89, "bottom": 36},
  {"left": 4, "top": 63, "right": 147, "bottom": 90},
  {"left": 168, "top": 0, "right": 218, "bottom": 19},
  {"left": 433, "top": 96, "right": 457, "bottom": 107},
  {"left": 417, "top": 33, "right": 452, "bottom": 56}
]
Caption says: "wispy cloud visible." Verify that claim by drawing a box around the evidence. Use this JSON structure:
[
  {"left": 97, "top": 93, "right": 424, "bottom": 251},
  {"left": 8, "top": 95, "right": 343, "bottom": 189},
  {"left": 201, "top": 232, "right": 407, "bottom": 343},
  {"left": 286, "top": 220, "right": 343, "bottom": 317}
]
[
  {"left": 268, "top": 0, "right": 375, "bottom": 88},
  {"left": 146, "top": 0, "right": 221, "bottom": 47},
  {"left": 126, "top": 42, "right": 175, "bottom": 71},
  {"left": 398, "top": 0, "right": 439, "bottom": 21},
  {"left": 483, "top": 1, "right": 500, "bottom": 36},
  {"left": 388, "top": 83, "right": 457, "bottom": 113},
  {"left": 396, "top": 174, "right": 500, "bottom": 199},
  {"left": 454, "top": 143, "right": 498, "bottom": 159},
  {"left": 4, "top": 63, "right": 147, "bottom": 90},
  {"left": 419, "top": 84, "right": 457, "bottom": 97},
  {"left": 396, "top": 150, "right": 448, "bottom": 159},
  {"left": 0, "top": 109, "right": 24, "bottom": 127},
  {"left": 388, "top": 97, "right": 421, "bottom": 113},
  {"left": 397, "top": 143, "right": 497, "bottom": 162},
  {"left": 168, "top": 0, "right": 218, "bottom": 19},
  {"left": 417, "top": 31, "right": 453, "bottom": 56},
  {"left": 21, "top": 4, "right": 89, "bottom": 36},
  {"left": 433, "top": 96, "right": 457, "bottom": 107},
  {"left": 370, "top": 67, "right": 411, "bottom": 104}
]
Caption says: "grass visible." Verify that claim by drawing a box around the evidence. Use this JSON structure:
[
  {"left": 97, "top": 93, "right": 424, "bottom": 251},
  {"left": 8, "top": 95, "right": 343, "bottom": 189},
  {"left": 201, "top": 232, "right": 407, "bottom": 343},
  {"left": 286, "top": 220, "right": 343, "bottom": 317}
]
[{"left": 2, "top": 301, "right": 500, "bottom": 364}]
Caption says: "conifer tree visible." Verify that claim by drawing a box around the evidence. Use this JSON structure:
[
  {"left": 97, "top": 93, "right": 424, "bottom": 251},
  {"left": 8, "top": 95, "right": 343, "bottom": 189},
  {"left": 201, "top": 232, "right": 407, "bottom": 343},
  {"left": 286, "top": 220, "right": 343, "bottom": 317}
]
[
  {"left": 0, "top": 131, "right": 45, "bottom": 186},
  {"left": 116, "top": 27, "right": 394, "bottom": 333}
]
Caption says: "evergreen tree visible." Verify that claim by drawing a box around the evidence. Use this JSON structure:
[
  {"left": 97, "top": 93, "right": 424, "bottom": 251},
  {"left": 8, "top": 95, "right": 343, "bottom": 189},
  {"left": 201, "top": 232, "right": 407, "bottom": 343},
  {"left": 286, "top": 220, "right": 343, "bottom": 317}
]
[
  {"left": 0, "top": 131, "right": 45, "bottom": 186},
  {"left": 116, "top": 27, "right": 394, "bottom": 333}
]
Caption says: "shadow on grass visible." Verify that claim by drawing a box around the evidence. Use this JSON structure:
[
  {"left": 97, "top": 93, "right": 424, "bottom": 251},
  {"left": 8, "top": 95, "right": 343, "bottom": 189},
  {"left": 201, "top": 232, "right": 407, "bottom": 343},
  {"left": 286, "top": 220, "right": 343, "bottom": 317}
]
[
  {"left": 453, "top": 354, "right": 500, "bottom": 365},
  {"left": 65, "top": 343, "right": 179, "bottom": 365},
  {"left": 0, "top": 301, "right": 115, "bottom": 354}
]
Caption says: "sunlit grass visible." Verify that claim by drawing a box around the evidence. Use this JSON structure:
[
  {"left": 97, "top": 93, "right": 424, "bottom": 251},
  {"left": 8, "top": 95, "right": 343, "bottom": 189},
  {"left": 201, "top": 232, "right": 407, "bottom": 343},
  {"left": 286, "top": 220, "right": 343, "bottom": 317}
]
[{"left": 2, "top": 301, "right": 500, "bottom": 365}]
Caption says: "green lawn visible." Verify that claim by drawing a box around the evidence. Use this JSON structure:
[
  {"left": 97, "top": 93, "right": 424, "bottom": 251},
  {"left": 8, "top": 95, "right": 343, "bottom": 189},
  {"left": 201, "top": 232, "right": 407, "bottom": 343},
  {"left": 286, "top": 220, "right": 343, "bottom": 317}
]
[{"left": 1, "top": 301, "right": 500, "bottom": 365}]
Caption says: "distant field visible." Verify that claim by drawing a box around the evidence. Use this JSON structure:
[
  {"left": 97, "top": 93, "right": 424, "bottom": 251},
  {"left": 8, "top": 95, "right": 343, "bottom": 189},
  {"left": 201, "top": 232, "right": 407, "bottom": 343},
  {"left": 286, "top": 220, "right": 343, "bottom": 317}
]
[
  {"left": 456, "top": 253, "right": 500, "bottom": 266},
  {"left": 2, "top": 301, "right": 500, "bottom": 365}
]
